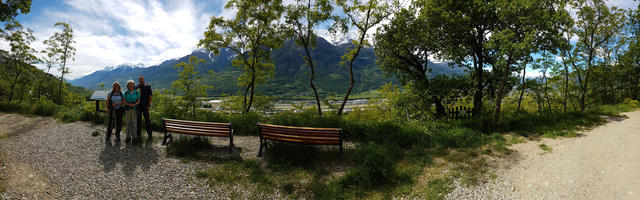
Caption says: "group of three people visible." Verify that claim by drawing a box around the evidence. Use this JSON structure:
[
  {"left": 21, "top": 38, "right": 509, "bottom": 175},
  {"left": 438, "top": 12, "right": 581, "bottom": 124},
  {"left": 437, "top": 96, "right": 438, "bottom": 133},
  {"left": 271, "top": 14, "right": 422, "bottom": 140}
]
[{"left": 105, "top": 76, "right": 153, "bottom": 143}]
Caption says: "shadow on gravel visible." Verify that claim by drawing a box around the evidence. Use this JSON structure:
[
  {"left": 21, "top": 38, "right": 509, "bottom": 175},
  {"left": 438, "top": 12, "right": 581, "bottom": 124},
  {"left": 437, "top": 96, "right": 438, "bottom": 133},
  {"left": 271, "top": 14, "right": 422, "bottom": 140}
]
[{"left": 98, "top": 139, "right": 159, "bottom": 176}]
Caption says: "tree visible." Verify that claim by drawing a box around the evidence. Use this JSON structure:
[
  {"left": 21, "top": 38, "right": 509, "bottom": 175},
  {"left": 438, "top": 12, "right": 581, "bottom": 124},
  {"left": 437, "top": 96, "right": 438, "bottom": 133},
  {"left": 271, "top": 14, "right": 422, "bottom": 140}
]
[
  {"left": 334, "top": 0, "right": 395, "bottom": 115},
  {"left": 199, "top": 0, "right": 285, "bottom": 114},
  {"left": 285, "top": 0, "right": 334, "bottom": 115},
  {"left": 568, "top": 0, "right": 625, "bottom": 111},
  {"left": 0, "top": 0, "right": 31, "bottom": 22},
  {"left": 36, "top": 35, "right": 60, "bottom": 98},
  {"left": 1, "top": 20, "right": 37, "bottom": 103},
  {"left": 47, "top": 22, "right": 76, "bottom": 105},
  {"left": 621, "top": 4, "right": 640, "bottom": 100},
  {"left": 424, "top": 0, "right": 501, "bottom": 115},
  {"left": 374, "top": 6, "right": 448, "bottom": 117},
  {"left": 172, "top": 56, "right": 213, "bottom": 119}
]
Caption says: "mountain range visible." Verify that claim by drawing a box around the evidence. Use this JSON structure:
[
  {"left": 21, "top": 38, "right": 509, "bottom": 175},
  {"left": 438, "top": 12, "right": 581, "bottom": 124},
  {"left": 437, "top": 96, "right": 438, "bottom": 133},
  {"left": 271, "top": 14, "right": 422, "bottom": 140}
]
[{"left": 69, "top": 37, "right": 467, "bottom": 97}]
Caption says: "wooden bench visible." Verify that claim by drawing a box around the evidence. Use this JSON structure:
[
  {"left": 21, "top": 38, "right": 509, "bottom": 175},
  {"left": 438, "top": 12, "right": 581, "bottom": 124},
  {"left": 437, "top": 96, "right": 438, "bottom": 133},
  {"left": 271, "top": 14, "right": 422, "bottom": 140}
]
[
  {"left": 162, "top": 118, "right": 234, "bottom": 152},
  {"left": 257, "top": 123, "right": 344, "bottom": 164}
]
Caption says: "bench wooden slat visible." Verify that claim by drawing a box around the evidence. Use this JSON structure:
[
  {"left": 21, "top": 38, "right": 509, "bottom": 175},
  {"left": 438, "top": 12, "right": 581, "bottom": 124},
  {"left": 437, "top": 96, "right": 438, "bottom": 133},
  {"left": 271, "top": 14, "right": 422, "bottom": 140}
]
[
  {"left": 165, "top": 126, "right": 230, "bottom": 135},
  {"left": 259, "top": 126, "right": 341, "bottom": 135},
  {"left": 261, "top": 132, "right": 340, "bottom": 142},
  {"left": 257, "top": 123, "right": 343, "bottom": 164},
  {"left": 165, "top": 124, "right": 230, "bottom": 132},
  {"left": 165, "top": 122, "right": 230, "bottom": 129},
  {"left": 166, "top": 128, "right": 229, "bottom": 137},
  {"left": 164, "top": 119, "right": 230, "bottom": 127},
  {"left": 162, "top": 118, "right": 234, "bottom": 153},
  {"left": 259, "top": 123, "right": 340, "bottom": 131},
  {"left": 260, "top": 129, "right": 340, "bottom": 138},
  {"left": 262, "top": 135, "right": 340, "bottom": 145}
]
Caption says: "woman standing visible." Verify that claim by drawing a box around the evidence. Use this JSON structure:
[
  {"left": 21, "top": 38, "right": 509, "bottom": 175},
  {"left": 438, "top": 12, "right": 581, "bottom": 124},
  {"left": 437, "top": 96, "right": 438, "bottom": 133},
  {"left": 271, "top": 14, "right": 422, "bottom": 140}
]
[
  {"left": 123, "top": 80, "right": 140, "bottom": 143},
  {"left": 106, "top": 82, "right": 123, "bottom": 142}
]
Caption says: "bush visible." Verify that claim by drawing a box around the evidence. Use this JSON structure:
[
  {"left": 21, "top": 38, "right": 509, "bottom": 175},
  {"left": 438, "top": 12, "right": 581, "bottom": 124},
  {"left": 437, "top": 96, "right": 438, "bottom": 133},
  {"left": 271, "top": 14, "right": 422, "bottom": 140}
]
[
  {"left": 430, "top": 127, "right": 481, "bottom": 148},
  {"left": 0, "top": 102, "right": 30, "bottom": 114},
  {"left": 344, "top": 143, "right": 401, "bottom": 187},
  {"left": 230, "top": 112, "right": 261, "bottom": 135}
]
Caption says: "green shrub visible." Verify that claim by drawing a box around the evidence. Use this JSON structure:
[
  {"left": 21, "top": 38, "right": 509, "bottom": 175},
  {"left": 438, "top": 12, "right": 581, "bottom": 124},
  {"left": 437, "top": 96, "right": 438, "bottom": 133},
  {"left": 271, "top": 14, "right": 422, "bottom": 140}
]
[
  {"left": 430, "top": 127, "right": 481, "bottom": 148},
  {"left": 0, "top": 102, "right": 30, "bottom": 114},
  {"left": 336, "top": 142, "right": 402, "bottom": 189},
  {"left": 229, "top": 112, "right": 261, "bottom": 135}
]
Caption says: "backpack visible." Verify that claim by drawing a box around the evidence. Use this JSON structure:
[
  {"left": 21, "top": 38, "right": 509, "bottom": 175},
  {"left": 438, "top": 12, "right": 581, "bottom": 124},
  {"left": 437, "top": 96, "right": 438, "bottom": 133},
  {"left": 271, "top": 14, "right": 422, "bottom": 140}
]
[{"left": 107, "top": 91, "right": 122, "bottom": 110}]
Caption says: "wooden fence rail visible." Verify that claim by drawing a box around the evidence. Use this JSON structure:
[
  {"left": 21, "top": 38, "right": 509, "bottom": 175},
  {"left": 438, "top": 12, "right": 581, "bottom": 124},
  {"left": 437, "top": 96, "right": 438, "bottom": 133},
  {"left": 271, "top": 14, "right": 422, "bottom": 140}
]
[{"left": 446, "top": 106, "right": 473, "bottom": 120}]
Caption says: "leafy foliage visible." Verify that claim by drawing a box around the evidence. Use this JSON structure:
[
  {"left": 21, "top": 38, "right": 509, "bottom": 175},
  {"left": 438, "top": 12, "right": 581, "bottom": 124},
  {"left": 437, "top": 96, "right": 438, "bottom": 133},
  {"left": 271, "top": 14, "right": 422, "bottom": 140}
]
[{"left": 172, "top": 56, "right": 213, "bottom": 118}]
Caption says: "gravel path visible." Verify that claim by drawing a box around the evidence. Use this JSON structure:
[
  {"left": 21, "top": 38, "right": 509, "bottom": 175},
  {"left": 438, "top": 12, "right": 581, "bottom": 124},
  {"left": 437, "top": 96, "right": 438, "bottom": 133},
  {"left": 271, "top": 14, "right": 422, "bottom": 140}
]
[
  {"left": 0, "top": 113, "right": 246, "bottom": 199},
  {"left": 447, "top": 110, "right": 640, "bottom": 200}
]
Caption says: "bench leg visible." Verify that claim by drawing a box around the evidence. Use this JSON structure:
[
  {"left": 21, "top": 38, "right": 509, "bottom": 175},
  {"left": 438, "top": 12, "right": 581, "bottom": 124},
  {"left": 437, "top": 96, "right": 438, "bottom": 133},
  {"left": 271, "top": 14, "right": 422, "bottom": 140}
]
[
  {"left": 339, "top": 143, "right": 344, "bottom": 166},
  {"left": 257, "top": 138, "right": 264, "bottom": 157},
  {"left": 162, "top": 131, "right": 168, "bottom": 145},
  {"left": 162, "top": 133, "right": 172, "bottom": 146},
  {"left": 229, "top": 132, "right": 234, "bottom": 153}
]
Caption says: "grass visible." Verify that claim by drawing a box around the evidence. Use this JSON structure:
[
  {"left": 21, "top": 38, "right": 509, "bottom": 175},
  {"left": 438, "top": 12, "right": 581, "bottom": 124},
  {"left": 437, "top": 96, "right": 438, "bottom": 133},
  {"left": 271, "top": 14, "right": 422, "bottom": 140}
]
[
  {"left": 91, "top": 131, "right": 100, "bottom": 137},
  {"left": 2, "top": 98, "right": 636, "bottom": 199},
  {"left": 539, "top": 144, "right": 552, "bottom": 153}
]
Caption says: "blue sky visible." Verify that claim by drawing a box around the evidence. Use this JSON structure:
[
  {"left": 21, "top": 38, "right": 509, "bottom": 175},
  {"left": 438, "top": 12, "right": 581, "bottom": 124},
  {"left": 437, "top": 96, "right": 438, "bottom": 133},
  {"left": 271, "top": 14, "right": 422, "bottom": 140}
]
[{"left": 4, "top": 0, "right": 639, "bottom": 79}]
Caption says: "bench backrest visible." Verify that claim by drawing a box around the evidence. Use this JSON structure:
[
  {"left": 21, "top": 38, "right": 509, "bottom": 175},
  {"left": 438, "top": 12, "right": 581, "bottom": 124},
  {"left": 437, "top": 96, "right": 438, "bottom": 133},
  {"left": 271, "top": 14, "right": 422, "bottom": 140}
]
[
  {"left": 163, "top": 118, "right": 232, "bottom": 137},
  {"left": 258, "top": 123, "right": 342, "bottom": 145}
]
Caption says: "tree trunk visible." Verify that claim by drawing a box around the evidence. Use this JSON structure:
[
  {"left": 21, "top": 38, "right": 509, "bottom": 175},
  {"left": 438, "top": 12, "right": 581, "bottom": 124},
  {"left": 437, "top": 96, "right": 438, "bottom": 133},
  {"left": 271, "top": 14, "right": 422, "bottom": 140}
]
[
  {"left": 19, "top": 83, "right": 25, "bottom": 104},
  {"left": 473, "top": 56, "right": 484, "bottom": 115},
  {"left": 303, "top": 43, "right": 322, "bottom": 115},
  {"left": 242, "top": 82, "right": 250, "bottom": 113},
  {"left": 494, "top": 59, "right": 511, "bottom": 125},
  {"left": 516, "top": 67, "right": 526, "bottom": 115},
  {"left": 544, "top": 71, "right": 552, "bottom": 113},
  {"left": 634, "top": 65, "right": 640, "bottom": 100},
  {"left": 245, "top": 70, "right": 256, "bottom": 113},
  {"left": 563, "top": 61, "right": 569, "bottom": 113},
  {"left": 337, "top": 38, "right": 365, "bottom": 115},
  {"left": 433, "top": 96, "right": 445, "bottom": 119},
  {"left": 58, "top": 56, "right": 67, "bottom": 105}
]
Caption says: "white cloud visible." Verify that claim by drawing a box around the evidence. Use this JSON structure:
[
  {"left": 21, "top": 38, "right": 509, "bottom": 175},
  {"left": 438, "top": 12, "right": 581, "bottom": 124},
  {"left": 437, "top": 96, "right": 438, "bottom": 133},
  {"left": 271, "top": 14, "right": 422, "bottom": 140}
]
[{"left": 13, "top": 0, "right": 216, "bottom": 79}]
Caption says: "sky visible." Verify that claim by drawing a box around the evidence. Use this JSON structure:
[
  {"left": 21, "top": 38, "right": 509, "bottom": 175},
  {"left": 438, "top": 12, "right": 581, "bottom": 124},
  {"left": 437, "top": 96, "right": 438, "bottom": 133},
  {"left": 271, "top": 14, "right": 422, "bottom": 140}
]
[{"left": 3, "top": 0, "right": 639, "bottom": 79}]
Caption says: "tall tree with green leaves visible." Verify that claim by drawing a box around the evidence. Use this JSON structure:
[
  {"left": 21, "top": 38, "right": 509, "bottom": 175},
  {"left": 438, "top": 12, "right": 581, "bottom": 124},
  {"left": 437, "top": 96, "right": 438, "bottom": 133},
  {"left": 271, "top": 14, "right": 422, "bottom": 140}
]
[
  {"left": 2, "top": 20, "right": 37, "bottom": 103},
  {"left": 334, "top": 0, "right": 395, "bottom": 115},
  {"left": 374, "top": 5, "right": 449, "bottom": 117},
  {"left": 36, "top": 35, "right": 59, "bottom": 98},
  {"left": 488, "top": 0, "right": 569, "bottom": 123},
  {"left": 47, "top": 22, "right": 76, "bottom": 105},
  {"left": 199, "top": 0, "right": 285, "bottom": 114},
  {"left": 568, "top": 0, "right": 625, "bottom": 111},
  {"left": 622, "top": 3, "right": 640, "bottom": 100},
  {"left": 424, "top": 0, "right": 501, "bottom": 115},
  {"left": 172, "top": 56, "right": 213, "bottom": 118},
  {"left": 285, "top": 0, "right": 334, "bottom": 115},
  {"left": 0, "top": 0, "right": 31, "bottom": 22}
]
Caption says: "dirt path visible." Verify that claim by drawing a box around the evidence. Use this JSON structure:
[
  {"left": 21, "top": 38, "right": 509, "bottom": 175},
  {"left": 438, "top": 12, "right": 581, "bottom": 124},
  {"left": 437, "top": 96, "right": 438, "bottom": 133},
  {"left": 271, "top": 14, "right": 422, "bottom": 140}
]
[
  {"left": 448, "top": 110, "right": 640, "bottom": 200},
  {"left": 0, "top": 113, "right": 270, "bottom": 199}
]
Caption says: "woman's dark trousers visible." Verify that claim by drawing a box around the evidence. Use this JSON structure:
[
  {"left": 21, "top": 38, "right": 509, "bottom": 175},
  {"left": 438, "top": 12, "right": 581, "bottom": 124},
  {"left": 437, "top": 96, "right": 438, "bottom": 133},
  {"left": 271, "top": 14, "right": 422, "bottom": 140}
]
[
  {"left": 137, "top": 107, "right": 152, "bottom": 139},
  {"left": 107, "top": 108, "right": 123, "bottom": 140}
]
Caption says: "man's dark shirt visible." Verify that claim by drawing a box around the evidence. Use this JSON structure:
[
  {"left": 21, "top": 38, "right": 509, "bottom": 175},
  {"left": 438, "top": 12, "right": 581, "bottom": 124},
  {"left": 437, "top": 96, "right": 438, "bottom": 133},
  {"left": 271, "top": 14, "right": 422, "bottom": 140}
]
[{"left": 136, "top": 83, "right": 153, "bottom": 108}]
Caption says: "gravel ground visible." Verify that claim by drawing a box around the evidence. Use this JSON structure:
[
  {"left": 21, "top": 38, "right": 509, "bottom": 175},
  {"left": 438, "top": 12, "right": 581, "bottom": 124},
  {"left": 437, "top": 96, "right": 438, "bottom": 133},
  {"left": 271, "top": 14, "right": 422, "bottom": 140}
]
[
  {"left": 447, "top": 110, "right": 640, "bottom": 200},
  {"left": 0, "top": 113, "right": 243, "bottom": 199}
]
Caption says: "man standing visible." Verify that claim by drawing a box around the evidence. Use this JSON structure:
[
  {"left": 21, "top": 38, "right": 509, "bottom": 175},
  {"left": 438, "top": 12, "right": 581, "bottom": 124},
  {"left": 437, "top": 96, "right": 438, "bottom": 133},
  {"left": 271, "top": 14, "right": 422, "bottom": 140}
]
[{"left": 137, "top": 76, "right": 153, "bottom": 141}]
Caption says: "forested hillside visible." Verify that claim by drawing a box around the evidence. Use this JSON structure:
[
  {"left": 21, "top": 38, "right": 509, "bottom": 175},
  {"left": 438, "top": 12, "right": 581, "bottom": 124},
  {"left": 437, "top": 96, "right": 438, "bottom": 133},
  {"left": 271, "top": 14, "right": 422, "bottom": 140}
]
[{"left": 69, "top": 37, "right": 466, "bottom": 97}]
